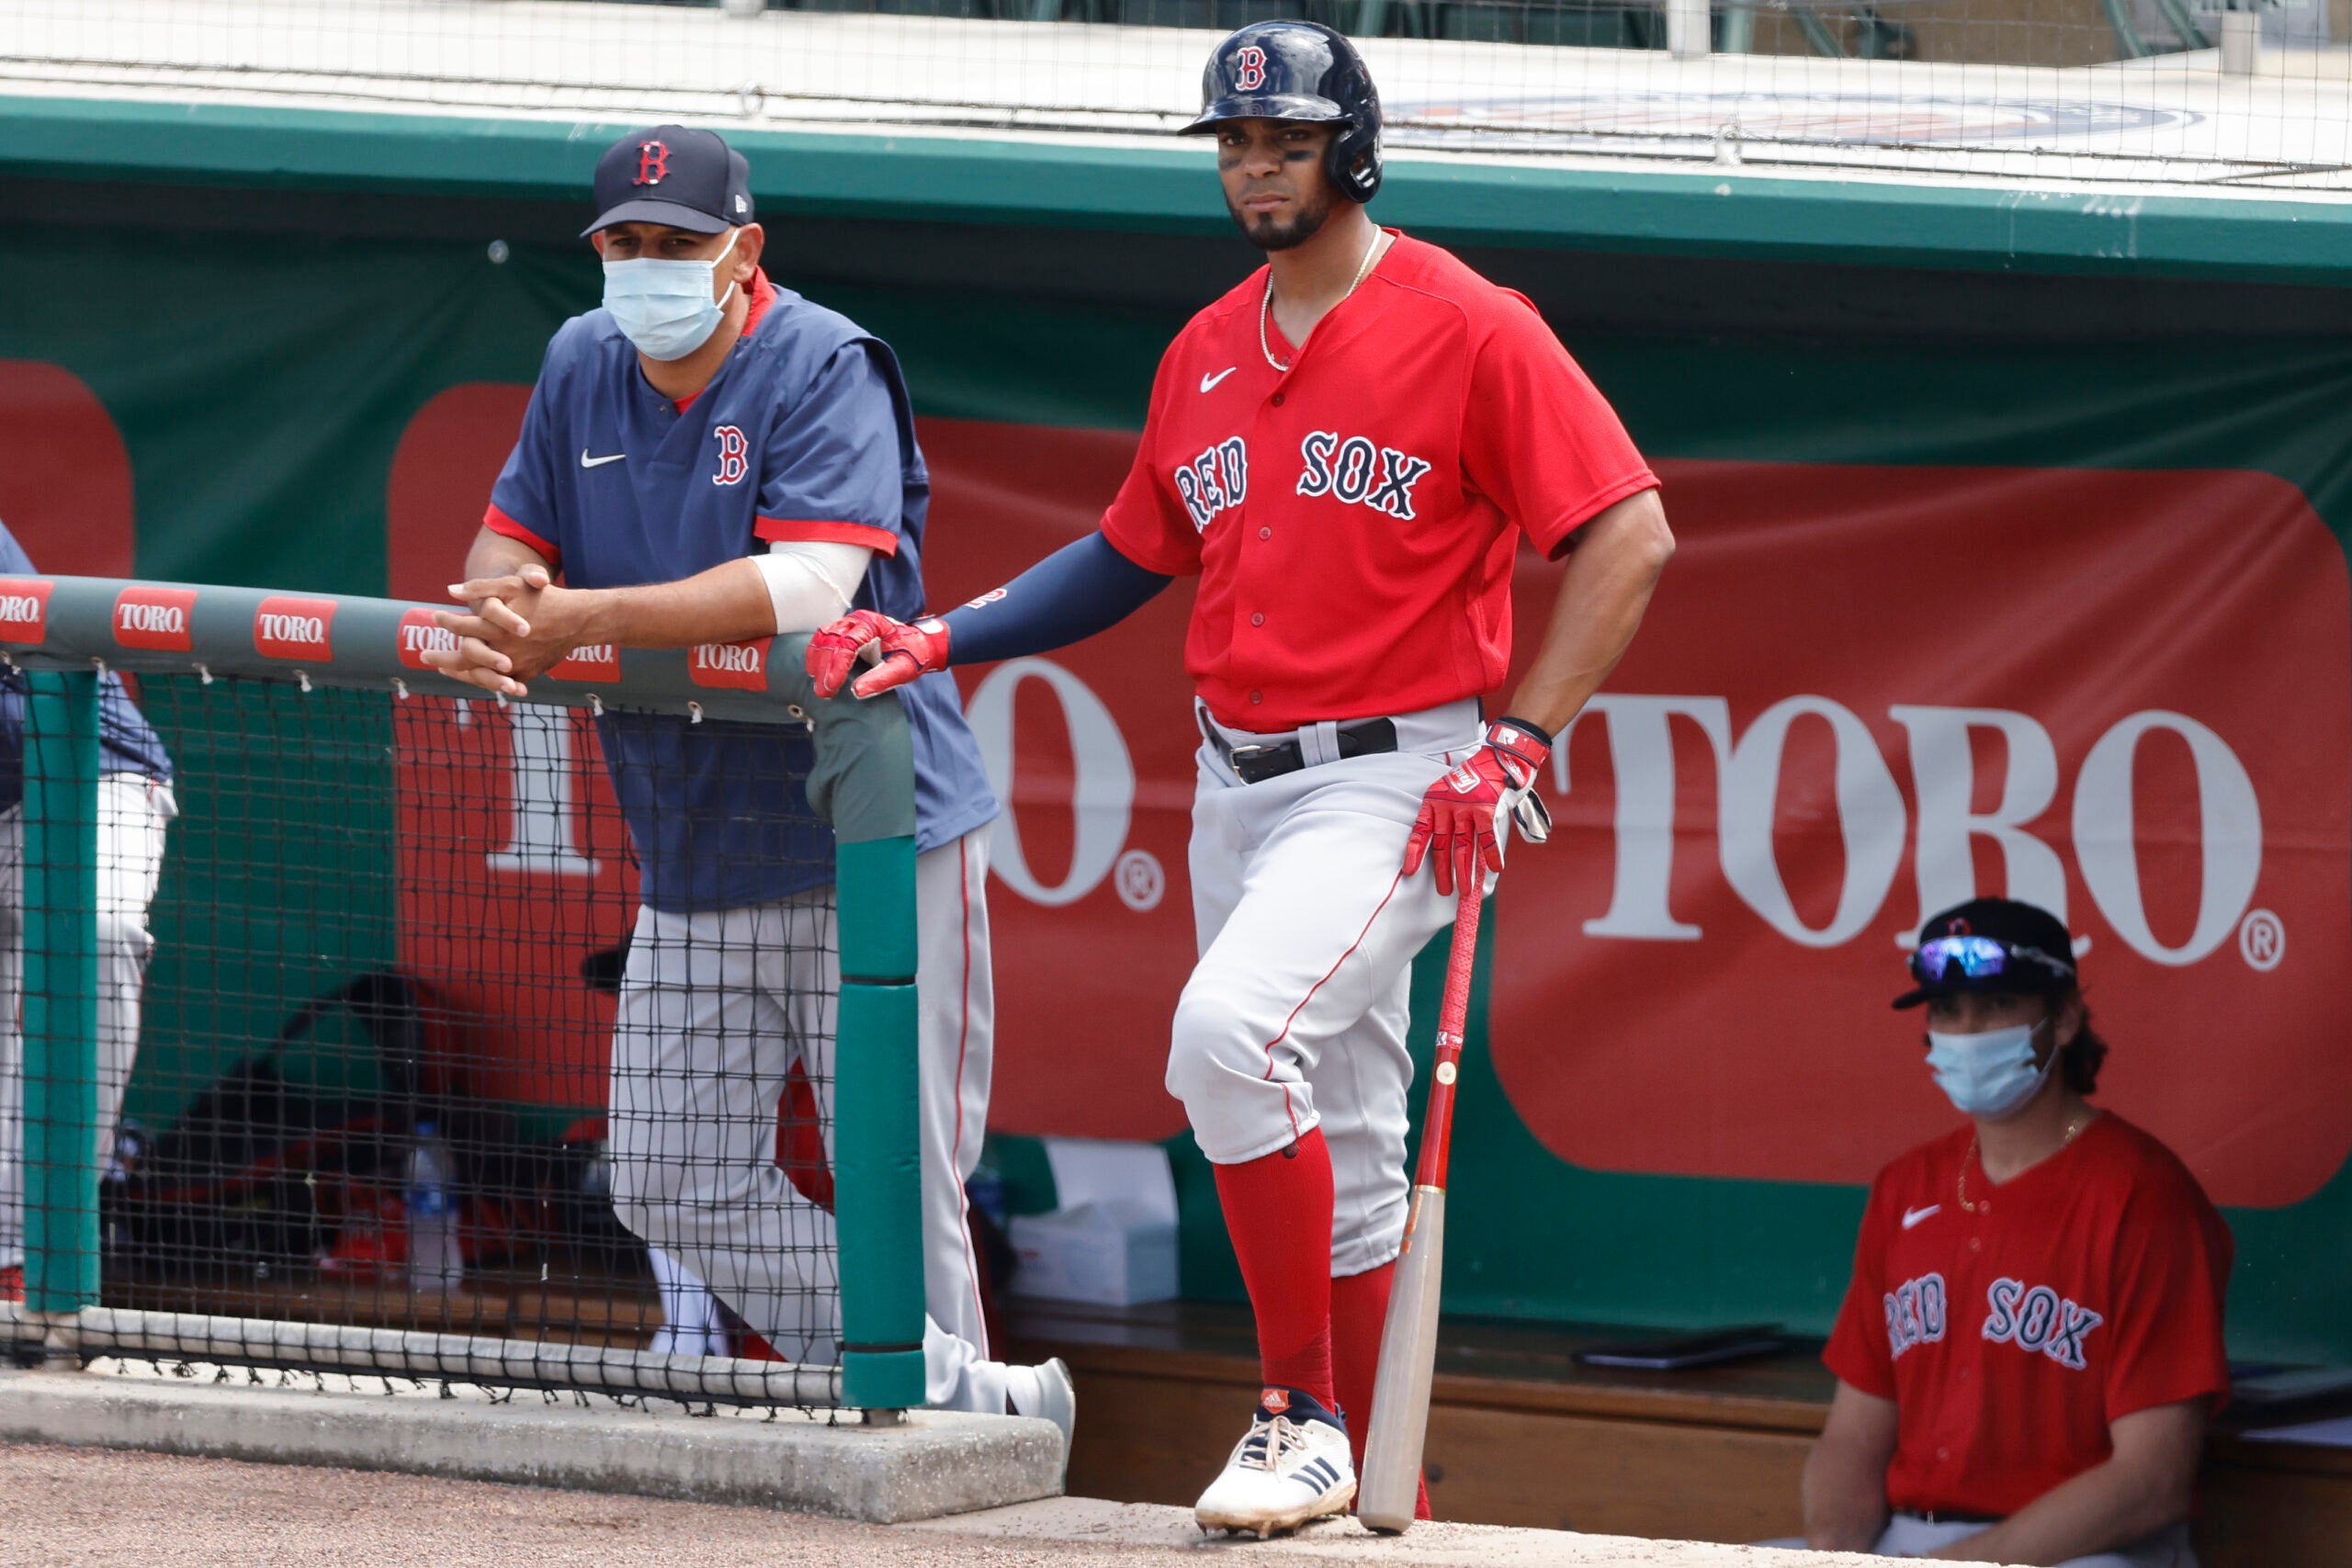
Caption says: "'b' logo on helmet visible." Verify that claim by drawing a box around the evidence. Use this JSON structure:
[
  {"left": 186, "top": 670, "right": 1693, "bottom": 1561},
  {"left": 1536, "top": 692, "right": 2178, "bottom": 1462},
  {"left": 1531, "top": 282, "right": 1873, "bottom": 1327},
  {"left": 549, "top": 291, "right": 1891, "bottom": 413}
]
[
  {"left": 1235, "top": 46, "right": 1267, "bottom": 90},
  {"left": 633, "top": 141, "right": 670, "bottom": 186}
]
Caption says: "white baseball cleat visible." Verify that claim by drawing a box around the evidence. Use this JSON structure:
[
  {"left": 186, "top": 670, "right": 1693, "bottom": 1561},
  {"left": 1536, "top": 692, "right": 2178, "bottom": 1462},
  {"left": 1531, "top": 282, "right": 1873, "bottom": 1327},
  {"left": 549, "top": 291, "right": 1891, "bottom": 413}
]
[{"left": 1193, "top": 1387, "right": 1357, "bottom": 1539}]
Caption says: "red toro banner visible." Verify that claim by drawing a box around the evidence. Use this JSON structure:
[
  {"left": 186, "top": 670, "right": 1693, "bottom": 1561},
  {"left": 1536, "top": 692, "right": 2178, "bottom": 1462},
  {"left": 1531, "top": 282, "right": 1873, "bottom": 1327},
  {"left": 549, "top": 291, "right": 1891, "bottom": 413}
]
[
  {"left": 395, "top": 607, "right": 458, "bottom": 671},
  {"left": 687, "top": 637, "right": 773, "bottom": 692},
  {"left": 919, "top": 434, "right": 2352, "bottom": 1208},
  {"left": 548, "top": 643, "right": 621, "bottom": 682},
  {"left": 394, "top": 699, "right": 635, "bottom": 1110},
  {"left": 113, "top": 586, "right": 197, "bottom": 651},
  {"left": 1485, "top": 463, "right": 2348, "bottom": 1209},
  {"left": 0, "top": 361, "right": 135, "bottom": 581},
  {"left": 254, "top": 595, "right": 336, "bottom": 661},
  {"left": 383, "top": 401, "right": 2352, "bottom": 1207},
  {"left": 0, "top": 578, "right": 54, "bottom": 645},
  {"left": 922, "top": 421, "right": 1204, "bottom": 1143}
]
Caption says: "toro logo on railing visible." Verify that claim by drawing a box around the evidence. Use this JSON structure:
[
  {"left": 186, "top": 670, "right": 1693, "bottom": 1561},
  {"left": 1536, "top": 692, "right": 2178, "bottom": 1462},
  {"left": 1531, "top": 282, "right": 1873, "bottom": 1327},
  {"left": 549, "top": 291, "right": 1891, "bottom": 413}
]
[
  {"left": 395, "top": 607, "right": 458, "bottom": 671},
  {"left": 254, "top": 595, "right": 336, "bottom": 661},
  {"left": 0, "top": 579, "right": 54, "bottom": 645},
  {"left": 114, "top": 586, "right": 198, "bottom": 651},
  {"left": 689, "top": 637, "right": 770, "bottom": 692},
  {"left": 548, "top": 643, "right": 621, "bottom": 682}
]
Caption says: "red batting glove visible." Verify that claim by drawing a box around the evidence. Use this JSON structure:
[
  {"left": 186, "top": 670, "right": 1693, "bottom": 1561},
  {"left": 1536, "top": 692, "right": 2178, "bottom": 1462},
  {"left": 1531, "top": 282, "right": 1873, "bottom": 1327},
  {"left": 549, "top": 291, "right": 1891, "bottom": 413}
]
[
  {"left": 1403, "top": 719, "right": 1554, "bottom": 897},
  {"left": 806, "top": 609, "right": 899, "bottom": 698},
  {"left": 805, "top": 610, "right": 952, "bottom": 700}
]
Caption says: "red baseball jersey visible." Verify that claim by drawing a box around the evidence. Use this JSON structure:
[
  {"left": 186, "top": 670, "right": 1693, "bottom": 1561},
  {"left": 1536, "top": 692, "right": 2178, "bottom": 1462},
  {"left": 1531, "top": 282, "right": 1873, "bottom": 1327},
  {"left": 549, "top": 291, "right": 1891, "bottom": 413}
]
[
  {"left": 1099, "top": 231, "right": 1657, "bottom": 731},
  {"left": 1823, "top": 1113, "right": 2233, "bottom": 1518}
]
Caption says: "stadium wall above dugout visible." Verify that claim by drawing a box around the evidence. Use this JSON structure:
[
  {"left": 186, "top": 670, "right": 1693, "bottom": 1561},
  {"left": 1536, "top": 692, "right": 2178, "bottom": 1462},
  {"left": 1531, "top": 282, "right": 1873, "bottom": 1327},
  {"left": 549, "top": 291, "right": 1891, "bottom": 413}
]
[{"left": 6, "top": 94, "right": 2352, "bottom": 288}]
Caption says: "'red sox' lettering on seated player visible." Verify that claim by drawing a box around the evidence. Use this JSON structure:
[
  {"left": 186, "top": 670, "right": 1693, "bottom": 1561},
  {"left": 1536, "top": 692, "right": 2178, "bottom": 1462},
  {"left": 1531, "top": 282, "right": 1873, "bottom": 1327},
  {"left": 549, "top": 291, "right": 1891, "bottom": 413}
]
[
  {"left": 810, "top": 21, "right": 1672, "bottom": 1538},
  {"left": 1802, "top": 898, "right": 2233, "bottom": 1567}
]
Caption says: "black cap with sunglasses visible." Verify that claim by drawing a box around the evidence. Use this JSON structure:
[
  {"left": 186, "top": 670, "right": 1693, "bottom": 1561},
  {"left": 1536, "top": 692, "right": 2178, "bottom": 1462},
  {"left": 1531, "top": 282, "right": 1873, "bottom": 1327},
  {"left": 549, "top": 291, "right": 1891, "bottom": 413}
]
[{"left": 1894, "top": 897, "right": 2078, "bottom": 1010}]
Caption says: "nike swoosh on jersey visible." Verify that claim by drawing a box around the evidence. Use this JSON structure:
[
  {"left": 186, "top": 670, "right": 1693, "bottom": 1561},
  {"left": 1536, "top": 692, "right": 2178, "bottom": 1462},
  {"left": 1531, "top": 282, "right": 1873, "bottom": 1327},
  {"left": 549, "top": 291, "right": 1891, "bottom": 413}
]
[
  {"left": 580, "top": 450, "right": 627, "bottom": 468},
  {"left": 1199, "top": 367, "right": 1238, "bottom": 393},
  {"left": 1901, "top": 1203, "right": 1942, "bottom": 1230}
]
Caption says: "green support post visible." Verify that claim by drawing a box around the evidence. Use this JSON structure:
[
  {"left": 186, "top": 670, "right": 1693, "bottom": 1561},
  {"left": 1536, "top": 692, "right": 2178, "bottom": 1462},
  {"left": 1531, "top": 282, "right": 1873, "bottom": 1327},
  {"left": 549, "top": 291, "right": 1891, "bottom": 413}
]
[
  {"left": 832, "top": 833, "right": 925, "bottom": 1413},
  {"left": 22, "top": 670, "right": 100, "bottom": 1315}
]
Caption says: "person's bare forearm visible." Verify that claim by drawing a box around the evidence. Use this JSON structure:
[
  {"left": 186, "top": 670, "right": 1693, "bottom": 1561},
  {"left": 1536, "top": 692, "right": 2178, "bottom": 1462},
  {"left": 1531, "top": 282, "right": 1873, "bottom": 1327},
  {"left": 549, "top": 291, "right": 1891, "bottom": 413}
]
[
  {"left": 1804, "top": 1382, "right": 1900, "bottom": 1552},
  {"left": 1925, "top": 1466, "right": 2170, "bottom": 1564},
  {"left": 566, "top": 558, "right": 776, "bottom": 649},
  {"left": 462, "top": 527, "right": 552, "bottom": 589},
  {"left": 430, "top": 547, "right": 780, "bottom": 696},
  {"left": 1802, "top": 1433, "right": 1893, "bottom": 1551},
  {"left": 1925, "top": 1405, "right": 2202, "bottom": 1565},
  {"left": 1501, "top": 487, "right": 1672, "bottom": 737}
]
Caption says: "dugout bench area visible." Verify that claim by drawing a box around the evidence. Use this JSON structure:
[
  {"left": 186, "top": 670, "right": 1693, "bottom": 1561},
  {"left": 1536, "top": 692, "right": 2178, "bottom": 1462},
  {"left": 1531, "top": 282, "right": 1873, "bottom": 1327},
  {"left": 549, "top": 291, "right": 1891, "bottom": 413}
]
[{"left": 1007, "top": 1299, "right": 2352, "bottom": 1564}]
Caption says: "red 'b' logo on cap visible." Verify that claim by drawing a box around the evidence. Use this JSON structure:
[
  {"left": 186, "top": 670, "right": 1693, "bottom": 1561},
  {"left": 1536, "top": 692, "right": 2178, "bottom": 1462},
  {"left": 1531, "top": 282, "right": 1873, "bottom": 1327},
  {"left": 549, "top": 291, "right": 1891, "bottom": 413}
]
[
  {"left": 1235, "top": 46, "right": 1268, "bottom": 90},
  {"left": 633, "top": 141, "right": 670, "bottom": 186},
  {"left": 0, "top": 579, "right": 53, "bottom": 646},
  {"left": 689, "top": 637, "right": 770, "bottom": 692},
  {"left": 255, "top": 595, "right": 336, "bottom": 660}
]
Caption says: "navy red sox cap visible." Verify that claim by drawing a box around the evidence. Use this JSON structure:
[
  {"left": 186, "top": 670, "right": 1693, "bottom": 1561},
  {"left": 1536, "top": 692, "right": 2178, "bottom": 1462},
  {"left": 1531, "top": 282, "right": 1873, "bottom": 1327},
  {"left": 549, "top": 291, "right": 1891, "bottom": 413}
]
[
  {"left": 1894, "top": 897, "right": 2080, "bottom": 1010},
  {"left": 582, "top": 125, "right": 754, "bottom": 238}
]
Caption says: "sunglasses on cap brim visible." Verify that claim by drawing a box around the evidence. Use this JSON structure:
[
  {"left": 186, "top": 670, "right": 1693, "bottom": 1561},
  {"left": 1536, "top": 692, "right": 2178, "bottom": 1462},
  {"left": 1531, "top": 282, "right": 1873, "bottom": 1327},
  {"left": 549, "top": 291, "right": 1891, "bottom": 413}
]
[{"left": 1908, "top": 934, "right": 2075, "bottom": 988}]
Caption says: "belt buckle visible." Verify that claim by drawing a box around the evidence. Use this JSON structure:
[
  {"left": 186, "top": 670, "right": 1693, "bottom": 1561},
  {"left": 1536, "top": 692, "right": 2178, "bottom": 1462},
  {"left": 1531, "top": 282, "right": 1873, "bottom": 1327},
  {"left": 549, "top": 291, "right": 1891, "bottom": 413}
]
[{"left": 1227, "top": 743, "right": 1269, "bottom": 774}]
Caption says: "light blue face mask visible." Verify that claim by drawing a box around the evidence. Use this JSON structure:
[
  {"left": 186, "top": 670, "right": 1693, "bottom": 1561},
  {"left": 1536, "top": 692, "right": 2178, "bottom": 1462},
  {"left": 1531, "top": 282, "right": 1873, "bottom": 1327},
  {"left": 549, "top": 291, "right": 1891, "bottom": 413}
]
[
  {"left": 1925, "top": 1018, "right": 2055, "bottom": 1121},
  {"left": 602, "top": 229, "right": 740, "bottom": 362}
]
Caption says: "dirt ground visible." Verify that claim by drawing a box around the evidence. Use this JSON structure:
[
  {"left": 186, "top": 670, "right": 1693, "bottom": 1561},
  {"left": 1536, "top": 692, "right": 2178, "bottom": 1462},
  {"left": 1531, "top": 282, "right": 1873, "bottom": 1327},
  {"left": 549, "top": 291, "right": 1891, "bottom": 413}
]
[
  {"left": 0, "top": 1442, "right": 1865, "bottom": 1568},
  {"left": 0, "top": 1443, "right": 1182, "bottom": 1568}
]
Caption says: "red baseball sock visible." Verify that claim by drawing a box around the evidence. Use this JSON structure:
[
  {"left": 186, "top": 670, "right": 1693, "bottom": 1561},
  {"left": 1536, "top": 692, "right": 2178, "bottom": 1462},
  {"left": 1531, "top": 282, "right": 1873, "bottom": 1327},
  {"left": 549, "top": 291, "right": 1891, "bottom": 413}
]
[
  {"left": 1332, "top": 1258, "right": 1432, "bottom": 1520},
  {"left": 1213, "top": 1127, "right": 1336, "bottom": 1408}
]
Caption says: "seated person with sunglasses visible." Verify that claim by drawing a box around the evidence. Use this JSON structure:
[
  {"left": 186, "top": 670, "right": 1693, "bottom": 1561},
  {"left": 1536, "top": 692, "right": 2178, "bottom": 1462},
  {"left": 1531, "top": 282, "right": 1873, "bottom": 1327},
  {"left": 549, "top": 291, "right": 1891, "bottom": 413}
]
[{"left": 1803, "top": 897, "right": 2233, "bottom": 1566}]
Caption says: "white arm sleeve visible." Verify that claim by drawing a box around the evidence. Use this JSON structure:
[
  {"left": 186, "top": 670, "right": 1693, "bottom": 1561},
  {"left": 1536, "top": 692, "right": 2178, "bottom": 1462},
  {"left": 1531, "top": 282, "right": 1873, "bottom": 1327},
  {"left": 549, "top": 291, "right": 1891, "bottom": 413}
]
[{"left": 752, "top": 540, "right": 875, "bottom": 634}]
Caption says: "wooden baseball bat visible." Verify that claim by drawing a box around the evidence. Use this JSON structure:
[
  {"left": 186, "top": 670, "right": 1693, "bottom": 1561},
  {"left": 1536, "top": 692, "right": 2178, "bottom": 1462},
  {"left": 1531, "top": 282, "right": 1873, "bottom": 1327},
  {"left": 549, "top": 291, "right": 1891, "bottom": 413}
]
[{"left": 1356, "top": 876, "right": 1484, "bottom": 1533}]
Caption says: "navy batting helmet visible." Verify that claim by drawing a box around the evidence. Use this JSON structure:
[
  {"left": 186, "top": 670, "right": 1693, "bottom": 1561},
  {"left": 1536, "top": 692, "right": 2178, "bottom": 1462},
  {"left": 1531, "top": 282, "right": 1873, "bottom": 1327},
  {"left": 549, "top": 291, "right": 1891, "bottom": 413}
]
[{"left": 1180, "top": 21, "right": 1383, "bottom": 205}]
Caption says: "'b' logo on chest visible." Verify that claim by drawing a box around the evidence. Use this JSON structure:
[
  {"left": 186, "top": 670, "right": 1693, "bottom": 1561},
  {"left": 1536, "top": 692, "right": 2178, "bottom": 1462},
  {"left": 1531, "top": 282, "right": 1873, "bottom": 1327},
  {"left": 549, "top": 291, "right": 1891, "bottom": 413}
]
[
  {"left": 1297, "top": 433, "right": 1431, "bottom": 520},
  {"left": 713, "top": 425, "right": 750, "bottom": 487}
]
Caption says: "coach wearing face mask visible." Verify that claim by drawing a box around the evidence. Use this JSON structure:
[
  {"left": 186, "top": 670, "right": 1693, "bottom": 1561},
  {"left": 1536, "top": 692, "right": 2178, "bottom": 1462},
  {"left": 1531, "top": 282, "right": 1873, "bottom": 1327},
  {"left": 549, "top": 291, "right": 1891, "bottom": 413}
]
[
  {"left": 418, "top": 128, "right": 1060, "bottom": 1431},
  {"left": 1802, "top": 898, "right": 2233, "bottom": 1566}
]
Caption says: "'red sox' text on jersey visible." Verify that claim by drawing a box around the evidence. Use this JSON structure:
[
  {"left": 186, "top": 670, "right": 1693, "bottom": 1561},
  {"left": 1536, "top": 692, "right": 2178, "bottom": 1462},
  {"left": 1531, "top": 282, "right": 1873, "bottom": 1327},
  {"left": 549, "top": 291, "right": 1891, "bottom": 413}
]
[
  {"left": 1823, "top": 1113, "right": 2233, "bottom": 1519},
  {"left": 1098, "top": 232, "right": 1658, "bottom": 731}
]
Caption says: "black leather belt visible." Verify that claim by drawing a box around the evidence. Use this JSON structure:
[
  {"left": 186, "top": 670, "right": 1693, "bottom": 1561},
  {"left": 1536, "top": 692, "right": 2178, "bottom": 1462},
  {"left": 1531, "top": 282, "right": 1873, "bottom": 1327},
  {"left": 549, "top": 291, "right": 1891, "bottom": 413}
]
[
  {"left": 1205, "top": 715, "right": 1399, "bottom": 785},
  {"left": 1898, "top": 1508, "right": 2005, "bottom": 1526}
]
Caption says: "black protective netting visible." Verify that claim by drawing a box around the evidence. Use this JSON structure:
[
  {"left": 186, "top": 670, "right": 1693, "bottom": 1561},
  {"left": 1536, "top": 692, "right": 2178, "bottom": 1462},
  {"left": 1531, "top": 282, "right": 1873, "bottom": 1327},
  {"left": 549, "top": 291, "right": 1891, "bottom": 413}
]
[{"left": 9, "top": 671, "right": 846, "bottom": 1401}]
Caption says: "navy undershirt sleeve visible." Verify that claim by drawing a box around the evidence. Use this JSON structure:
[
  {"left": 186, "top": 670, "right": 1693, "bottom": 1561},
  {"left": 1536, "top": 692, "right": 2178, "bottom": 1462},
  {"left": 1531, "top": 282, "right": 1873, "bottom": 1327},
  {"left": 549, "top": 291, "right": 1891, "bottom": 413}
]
[{"left": 940, "top": 530, "right": 1170, "bottom": 667}]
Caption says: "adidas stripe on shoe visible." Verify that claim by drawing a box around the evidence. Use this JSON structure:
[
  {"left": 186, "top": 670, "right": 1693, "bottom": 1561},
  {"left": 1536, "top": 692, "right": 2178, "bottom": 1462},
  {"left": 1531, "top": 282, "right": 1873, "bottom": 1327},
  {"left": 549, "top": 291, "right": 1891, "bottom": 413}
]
[{"left": 1193, "top": 1387, "right": 1358, "bottom": 1539}]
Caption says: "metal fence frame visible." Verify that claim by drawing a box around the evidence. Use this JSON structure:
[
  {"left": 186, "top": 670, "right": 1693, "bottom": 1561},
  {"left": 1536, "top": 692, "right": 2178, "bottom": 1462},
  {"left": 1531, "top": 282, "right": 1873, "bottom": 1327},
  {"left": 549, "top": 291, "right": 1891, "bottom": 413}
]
[{"left": 0, "top": 575, "right": 926, "bottom": 1416}]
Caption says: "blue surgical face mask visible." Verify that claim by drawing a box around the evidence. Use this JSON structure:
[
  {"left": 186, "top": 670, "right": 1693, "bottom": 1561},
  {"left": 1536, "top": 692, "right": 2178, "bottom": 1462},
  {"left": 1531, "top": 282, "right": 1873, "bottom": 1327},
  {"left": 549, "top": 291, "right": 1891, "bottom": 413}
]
[
  {"left": 602, "top": 229, "right": 740, "bottom": 362},
  {"left": 1925, "top": 1018, "right": 2054, "bottom": 1121}
]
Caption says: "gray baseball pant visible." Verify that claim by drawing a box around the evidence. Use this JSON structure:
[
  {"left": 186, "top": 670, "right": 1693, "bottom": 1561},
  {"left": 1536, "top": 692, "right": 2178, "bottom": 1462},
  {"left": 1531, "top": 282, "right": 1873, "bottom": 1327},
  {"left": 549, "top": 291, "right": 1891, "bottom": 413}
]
[
  {"left": 606, "top": 830, "right": 1003, "bottom": 1409},
  {"left": 0, "top": 774, "right": 175, "bottom": 1273}
]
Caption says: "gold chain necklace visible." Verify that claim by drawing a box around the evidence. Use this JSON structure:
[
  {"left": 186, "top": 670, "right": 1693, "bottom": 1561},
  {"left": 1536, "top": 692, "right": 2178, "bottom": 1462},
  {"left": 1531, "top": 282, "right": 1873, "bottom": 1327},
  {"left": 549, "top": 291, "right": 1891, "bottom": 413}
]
[
  {"left": 1260, "top": 230, "right": 1389, "bottom": 375},
  {"left": 1959, "top": 1109, "right": 2095, "bottom": 1213}
]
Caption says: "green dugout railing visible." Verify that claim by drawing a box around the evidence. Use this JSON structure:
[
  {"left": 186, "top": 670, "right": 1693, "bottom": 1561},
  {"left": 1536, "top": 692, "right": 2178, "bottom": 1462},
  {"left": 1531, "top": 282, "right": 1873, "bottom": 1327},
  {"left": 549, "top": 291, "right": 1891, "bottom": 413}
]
[{"left": 0, "top": 575, "right": 926, "bottom": 1415}]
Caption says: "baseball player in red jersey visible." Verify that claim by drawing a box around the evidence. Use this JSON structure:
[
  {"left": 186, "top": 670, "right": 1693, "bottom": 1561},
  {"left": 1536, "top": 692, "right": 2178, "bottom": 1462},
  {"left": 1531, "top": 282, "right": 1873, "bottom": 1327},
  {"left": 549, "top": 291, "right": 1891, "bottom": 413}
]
[
  {"left": 809, "top": 20, "right": 1670, "bottom": 1535},
  {"left": 1804, "top": 898, "right": 2233, "bottom": 1565}
]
